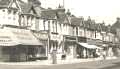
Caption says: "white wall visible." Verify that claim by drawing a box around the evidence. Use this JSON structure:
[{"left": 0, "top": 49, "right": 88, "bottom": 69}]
[
  {"left": 78, "top": 27, "right": 84, "bottom": 37},
  {"left": 0, "top": 8, "right": 19, "bottom": 26}
]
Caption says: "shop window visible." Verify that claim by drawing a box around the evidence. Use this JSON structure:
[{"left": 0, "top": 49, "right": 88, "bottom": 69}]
[
  {"left": 52, "top": 21, "right": 57, "bottom": 33},
  {"left": 49, "top": 41, "right": 58, "bottom": 52},
  {"left": 37, "top": 47, "right": 46, "bottom": 55},
  {"left": 79, "top": 31, "right": 82, "bottom": 36},
  {"left": 2, "top": 47, "right": 11, "bottom": 54}
]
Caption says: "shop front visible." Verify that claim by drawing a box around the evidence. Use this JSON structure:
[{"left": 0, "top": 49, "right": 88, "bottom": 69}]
[
  {"left": 0, "top": 27, "right": 43, "bottom": 62},
  {"left": 64, "top": 35, "right": 77, "bottom": 59},
  {"left": 49, "top": 34, "right": 59, "bottom": 60},
  {"left": 76, "top": 37, "right": 102, "bottom": 58},
  {"left": 31, "top": 30, "right": 48, "bottom": 60},
  {"left": 112, "top": 43, "right": 120, "bottom": 57},
  {"left": 102, "top": 41, "right": 114, "bottom": 57}
]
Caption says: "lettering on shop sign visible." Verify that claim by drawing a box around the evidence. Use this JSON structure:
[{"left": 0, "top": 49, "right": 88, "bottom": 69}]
[
  {"left": 4, "top": 27, "right": 33, "bottom": 40},
  {"left": 51, "top": 34, "right": 60, "bottom": 40},
  {"left": 12, "top": 31, "right": 32, "bottom": 40},
  {"left": 11, "top": 29, "right": 32, "bottom": 40},
  {"left": 65, "top": 37, "right": 76, "bottom": 41},
  {"left": 0, "top": 36, "right": 12, "bottom": 42},
  {"left": 33, "top": 33, "right": 48, "bottom": 39}
]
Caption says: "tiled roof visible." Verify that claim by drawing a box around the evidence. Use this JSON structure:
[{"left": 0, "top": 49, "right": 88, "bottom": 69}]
[
  {"left": 89, "top": 21, "right": 96, "bottom": 30},
  {"left": 56, "top": 8, "right": 66, "bottom": 23},
  {"left": 18, "top": 1, "right": 32, "bottom": 13},
  {"left": 41, "top": 8, "right": 69, "bottom": 24},
  {"left": 56, "top": 8, "right": 69, "bottom": 24},
  {"left": 84, "top": 20, "right": 96, "bottom": 30},
  {"left": 33, "top": 6, "right": 45, "bottom": 16},
  {"left": 95, "top": 23, "right": 108, "bottom": 32},
  {"left": 28, "top": 0, "right": 41, "bottom": 6},
  {"left": 57, "top": 13, "right": 69, "bottom": 24},
  {"left": 100, "top": 23, "right": 107, "bottom": 32},
  {"left": 0, "top": 0, "right": 31, "bottom": 14},
  {"left": 27, "top": 0, "right": 45, "bottom": 16},
  {"left": 0, "top": 0, "right": 10, "bottom": 7},
  {"left": 41, "top": 9, "right": 56, "bottom": 19},
  {"left": 71, "top": 17, "right": 83, "bottom": 26},
  {"left": 111, "top": 18, "right": 120, "bottom": 34},
  {"left": 112, "top": 21, "right": 120, "bottom": 30}
]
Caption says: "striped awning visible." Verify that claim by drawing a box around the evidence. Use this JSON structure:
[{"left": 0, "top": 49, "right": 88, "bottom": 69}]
[
  {"left": 78, "top": 42, "right": 102, "bottom": 49},
  {"left": 0, "top": 27, "right": 43, "bottom": 46}
]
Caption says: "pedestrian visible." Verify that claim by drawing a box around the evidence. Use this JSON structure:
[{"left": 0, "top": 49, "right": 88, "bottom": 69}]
[
  {"left": 99, "top": 51, "right": 106, "bottom": 64},
  {"left": 102, "top": 51, "right": 106, "bottom": 60}
]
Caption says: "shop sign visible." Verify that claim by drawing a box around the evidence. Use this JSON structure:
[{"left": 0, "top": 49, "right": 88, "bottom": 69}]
[
  {"left": 78, "top": 37, "right": 87, "bottom": 42},
  {"left": 4, "top": 27, "right": 33, "bottom": 40},
  {"left": 87, "top": 39, "right": 103, "bottom": 45},
  {"left": 0, "top": 36, "right": 12, "bottom": 43},
  {"left": 65, "top": 36, "right": 76, "bottom": 42},
  {"left": 0, "top": 29, "right": 13, "bottom": 43},
  {"left": 33, "top": 33, "right": 48, "bottom": 40},
  {"left": 50, "top": 34, "right": 60, "bottom": 40},
  {"left": 87, "top": 39, "right": 96, "bottom": 45}
]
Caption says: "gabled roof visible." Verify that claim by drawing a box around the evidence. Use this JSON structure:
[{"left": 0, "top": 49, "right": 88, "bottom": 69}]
[
  {"left": 70, "top": 17, "right": 82, "bottom": 26},
  {"left": 111, "top": 21, "right": 120, "bottom": 31},
  {"left": 0, "top": 0, "right": 31, "bottom": 14},
  {"left": 41, "top": 9, "right": 56, "bottom": 19},
  {"left": 89, "top": 21, "right": 96, "bottom": 30},
  {"left": 57, "top": 13, "right": 69, "bottom": 24},
  {"left": 56, "top": 8, "right": 69, "bottom": 24},
  {"left": 100, "top": 23, "right": 107, "bottom": 32},
  {"left": 33, "top": 6, "right": 45, "bottom": 16},
  {"left": 95, "top": 23, "right": 108, "bottom": 32},
  {"left": 18, "top": 1, "right": 31, "bottom": 13},
  {"left": 84, "top": 19, "right": 96, "bottom": 30},
  {"left": 111, "top": 18, "right": 120, "bottom": 34}
]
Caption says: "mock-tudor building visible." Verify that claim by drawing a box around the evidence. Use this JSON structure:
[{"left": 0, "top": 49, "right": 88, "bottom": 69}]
[
  {"left": 0, "top": 0, "right": 46, "bottom": 62},
  {"left": 0, "top": 0, "right": 119, "bottom": 62}
]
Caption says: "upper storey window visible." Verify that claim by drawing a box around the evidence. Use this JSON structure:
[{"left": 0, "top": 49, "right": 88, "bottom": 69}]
[
  {"left": 8, "top": 10, "right": 12, "bottom": 14},
  {"left": 2, "top": 10, "right": 5, "bottom": 12},
  {"left": 13, "top": 11, "right": 17, "bottom": 15}
]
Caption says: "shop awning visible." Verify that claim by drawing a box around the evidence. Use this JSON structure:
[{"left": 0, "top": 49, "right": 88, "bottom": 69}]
[
  {"left": 78, "top": 42, "right": 102, "bottom": 49},
  {"left": 0, "top": 27, "right": 43, "bottom": 46}
]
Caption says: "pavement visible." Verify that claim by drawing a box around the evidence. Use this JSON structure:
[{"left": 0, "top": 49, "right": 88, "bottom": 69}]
[
  {"left": 0, "top": 56, "right": 117, "bottom": 65},
  {"left": 0, "top": 56, "right": 119, "bottom": 69}
]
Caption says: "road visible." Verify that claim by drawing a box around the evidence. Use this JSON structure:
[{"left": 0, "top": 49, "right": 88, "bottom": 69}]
[
  {"left": 101, "top": 62, "right": 120, "bottom": 69},
  {"left": 0, "top": 58, "right": 120, "bottom": 69}
]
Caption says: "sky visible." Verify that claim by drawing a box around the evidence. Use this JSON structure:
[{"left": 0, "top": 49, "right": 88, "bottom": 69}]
[{"left": 23, "top": 0, "right": 120, "bottom": 25}]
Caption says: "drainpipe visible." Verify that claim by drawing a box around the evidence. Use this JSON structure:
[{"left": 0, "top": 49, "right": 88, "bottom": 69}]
[{"left": 47, "top": 20, "right": 50, "bottom": 59}]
